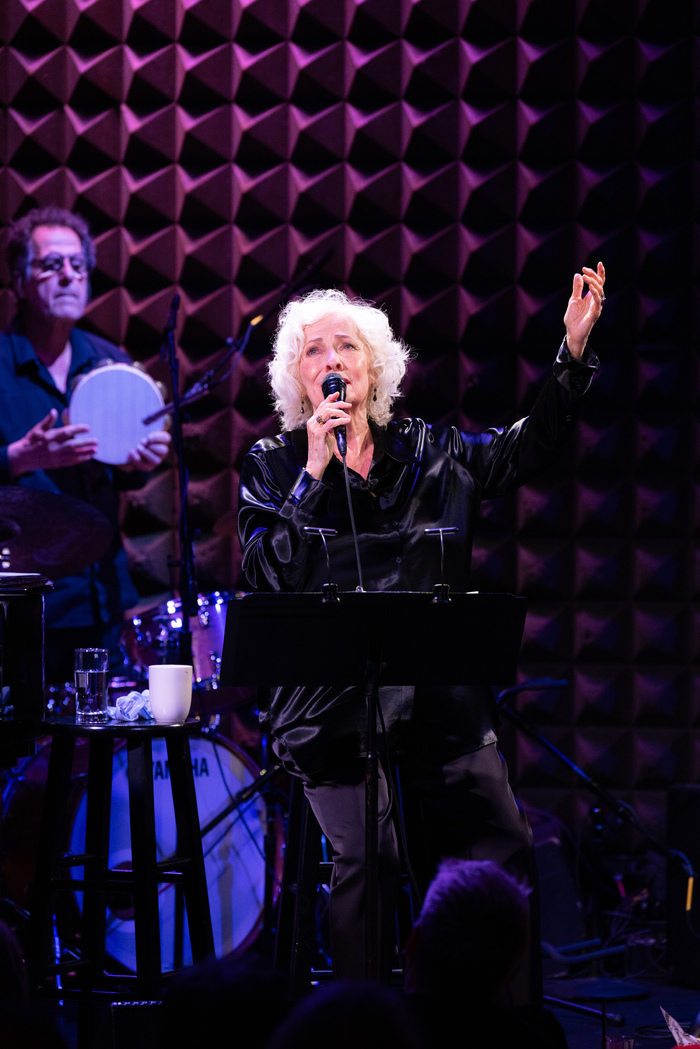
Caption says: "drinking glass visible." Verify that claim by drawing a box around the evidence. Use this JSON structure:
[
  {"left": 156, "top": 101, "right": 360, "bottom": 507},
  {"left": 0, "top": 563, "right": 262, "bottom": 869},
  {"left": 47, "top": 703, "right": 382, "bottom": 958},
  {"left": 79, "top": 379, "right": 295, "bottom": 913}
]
[{"left": 74, "top": 648, "right": 109, "bottom": 723}]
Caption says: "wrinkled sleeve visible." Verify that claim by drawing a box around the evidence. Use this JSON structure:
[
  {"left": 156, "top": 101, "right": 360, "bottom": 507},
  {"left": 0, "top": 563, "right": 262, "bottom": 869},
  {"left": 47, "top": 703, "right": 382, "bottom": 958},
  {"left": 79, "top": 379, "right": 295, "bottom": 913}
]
[
  {"left": 238, "top": 446, "right": 330, "bottom": 591},
  {"left": 442, "top": 338, "right": 599, "bottom": 498}
]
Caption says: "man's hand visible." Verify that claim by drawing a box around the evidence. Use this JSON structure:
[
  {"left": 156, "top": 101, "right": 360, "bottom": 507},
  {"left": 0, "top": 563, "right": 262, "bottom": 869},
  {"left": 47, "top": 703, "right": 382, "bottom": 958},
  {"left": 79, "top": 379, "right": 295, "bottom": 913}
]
[
  {"left": 563, "top": 261, "right": 606, "bottom": 359},
  {"left": 8, "top": 410, "right": 97, "bottom": 478},
  {"left": 121, "top": 430, "right": 172, "bottom": 472}
]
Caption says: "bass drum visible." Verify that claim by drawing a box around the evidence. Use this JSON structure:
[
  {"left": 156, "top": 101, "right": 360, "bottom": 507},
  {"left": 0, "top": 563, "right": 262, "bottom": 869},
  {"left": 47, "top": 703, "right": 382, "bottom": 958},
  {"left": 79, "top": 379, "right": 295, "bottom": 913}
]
[{"left": 2, "top": 734, "right": 281, "bottom": 972}]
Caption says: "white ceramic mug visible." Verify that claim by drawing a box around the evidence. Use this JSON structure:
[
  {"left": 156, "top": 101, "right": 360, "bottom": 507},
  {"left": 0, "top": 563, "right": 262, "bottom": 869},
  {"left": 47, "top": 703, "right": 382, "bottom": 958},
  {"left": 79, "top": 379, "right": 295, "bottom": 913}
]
[{"left": 148, "top": 664, "right": 193, "bottom": 723}]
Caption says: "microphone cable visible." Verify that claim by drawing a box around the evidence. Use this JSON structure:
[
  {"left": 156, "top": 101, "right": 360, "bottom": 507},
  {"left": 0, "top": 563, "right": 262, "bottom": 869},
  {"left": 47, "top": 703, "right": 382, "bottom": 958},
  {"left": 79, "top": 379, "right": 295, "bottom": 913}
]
[
  {"left": 322, "top": 372, "right": 365, "bottom": 591},
  {"left": 341, "top": 452, "right": 365, "bottom": 592}
]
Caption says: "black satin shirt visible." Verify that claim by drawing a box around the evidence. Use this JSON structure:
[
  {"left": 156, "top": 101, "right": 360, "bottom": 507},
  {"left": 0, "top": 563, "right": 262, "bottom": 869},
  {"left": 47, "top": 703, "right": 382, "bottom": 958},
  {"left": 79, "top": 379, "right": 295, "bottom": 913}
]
[{"left": 238, "top": 342, "right": 599, "bottom": 774}]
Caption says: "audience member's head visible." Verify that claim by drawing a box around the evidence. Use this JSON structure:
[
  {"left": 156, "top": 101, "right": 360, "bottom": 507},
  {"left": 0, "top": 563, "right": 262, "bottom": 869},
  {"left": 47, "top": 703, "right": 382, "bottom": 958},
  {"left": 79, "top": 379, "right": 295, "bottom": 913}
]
[
  {"left": 404, "top": 858, "right": 531, "bottom": 1001},
  {"left": 265, "top": 979, "right": 422, "bottom": 1049},
  {"left": 160, "top": 952, "right": 288, "bottom": 1049}
]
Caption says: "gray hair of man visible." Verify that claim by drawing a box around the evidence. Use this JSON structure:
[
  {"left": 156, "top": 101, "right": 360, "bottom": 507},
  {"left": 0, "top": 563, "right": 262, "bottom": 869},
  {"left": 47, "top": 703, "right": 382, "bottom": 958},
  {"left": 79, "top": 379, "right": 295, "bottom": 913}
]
[
  {"left": 7, "top": 206, "right": 96, "bottom": 293},
  {"left": 268, "top": 288, "right": 412, "bottom": 431},
  {"left": 404, "top": 858, "right": 531, "bottom": 1000}
]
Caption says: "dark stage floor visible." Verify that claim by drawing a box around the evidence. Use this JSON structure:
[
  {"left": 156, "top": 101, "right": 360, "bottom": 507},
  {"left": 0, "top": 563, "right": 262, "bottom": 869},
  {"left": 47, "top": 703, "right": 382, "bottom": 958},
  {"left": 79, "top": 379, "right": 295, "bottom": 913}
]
[
  {"left": 546, "top": 974, "right": 700, "bottom": 1049},
  {"left": 26, "top": 970, "right": 700, "bottom": 1049}
]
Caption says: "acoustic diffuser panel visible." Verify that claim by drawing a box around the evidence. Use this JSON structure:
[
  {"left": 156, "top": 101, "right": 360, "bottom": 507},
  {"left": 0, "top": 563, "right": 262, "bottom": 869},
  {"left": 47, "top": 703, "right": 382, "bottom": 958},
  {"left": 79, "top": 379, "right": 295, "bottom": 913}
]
[{"left": 1, "top": 0, "right": 697, "bottom": 840}]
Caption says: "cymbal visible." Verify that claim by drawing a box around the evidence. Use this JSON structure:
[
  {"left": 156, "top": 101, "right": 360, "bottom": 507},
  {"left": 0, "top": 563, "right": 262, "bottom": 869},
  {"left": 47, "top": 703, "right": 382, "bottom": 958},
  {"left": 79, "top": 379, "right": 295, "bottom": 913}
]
[{"left": 0, "top": 487, "right": 112, "bottom": 579}]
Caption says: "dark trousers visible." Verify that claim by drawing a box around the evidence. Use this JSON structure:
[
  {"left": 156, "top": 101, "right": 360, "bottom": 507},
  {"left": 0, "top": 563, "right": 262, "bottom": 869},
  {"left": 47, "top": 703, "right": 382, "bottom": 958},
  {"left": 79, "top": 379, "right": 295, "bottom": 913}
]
[{"left": 283, "top": 741, "right": 542, "bottom": 1003}]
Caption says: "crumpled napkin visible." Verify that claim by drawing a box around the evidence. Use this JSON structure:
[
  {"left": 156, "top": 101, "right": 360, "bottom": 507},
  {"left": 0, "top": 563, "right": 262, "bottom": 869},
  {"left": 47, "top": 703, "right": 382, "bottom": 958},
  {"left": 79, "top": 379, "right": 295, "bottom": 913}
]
[
  {"left": 107, "top": 689, "right": 154, "bottom": 722},
  {"left": 661, "top": 1007, "right": 700, "bottom": 1045}
]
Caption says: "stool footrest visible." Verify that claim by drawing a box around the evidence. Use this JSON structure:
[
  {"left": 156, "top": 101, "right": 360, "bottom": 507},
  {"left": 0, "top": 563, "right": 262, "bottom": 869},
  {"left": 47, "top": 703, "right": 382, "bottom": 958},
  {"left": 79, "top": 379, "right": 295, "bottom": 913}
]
[
  {"left": 58, "top": 853, "right": 96, "bottom": 867},
  {"left": 43, "top": 958, "right": 91, "bottom": 976},
  {"left": 50, "top": 877, "right": 129, "bottom": 891},
  {"left": 51, "top": 862, "right": 193, "bottom": 892},
  {"left": 36, "top": 980, "right": 141, "bottom": 1000},
  {"left": 155, "top": 858, "right": 192, "bottom": 875}
]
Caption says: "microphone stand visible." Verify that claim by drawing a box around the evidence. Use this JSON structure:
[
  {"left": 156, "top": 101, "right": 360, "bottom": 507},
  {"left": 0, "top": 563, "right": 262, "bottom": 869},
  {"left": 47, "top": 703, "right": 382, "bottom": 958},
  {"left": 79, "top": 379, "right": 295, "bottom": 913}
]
[
  {"left": 497, "top": 677, "right": 694, "bottom": 1009},
  {"left": 144, "top": 250, "right": 334, "bottom": 428},
  {"left": 143, "top": 252, "right": 335, "bottom": 664},
  {"left": 496, "top": 677, "right": 678, "bottom": 857},
  {"left": 158, "top": 295, "right": 196, "bottom": 666}
]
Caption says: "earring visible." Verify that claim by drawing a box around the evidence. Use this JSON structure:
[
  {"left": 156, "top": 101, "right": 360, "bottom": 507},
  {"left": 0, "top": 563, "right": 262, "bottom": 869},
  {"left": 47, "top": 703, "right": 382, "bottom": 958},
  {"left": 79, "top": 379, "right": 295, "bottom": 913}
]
[
  {"left": 300, "top": 401, "right": 305, "bottom": 413},
  {"left": 373, "top": 387, "right": 377, "bottom": 402}
]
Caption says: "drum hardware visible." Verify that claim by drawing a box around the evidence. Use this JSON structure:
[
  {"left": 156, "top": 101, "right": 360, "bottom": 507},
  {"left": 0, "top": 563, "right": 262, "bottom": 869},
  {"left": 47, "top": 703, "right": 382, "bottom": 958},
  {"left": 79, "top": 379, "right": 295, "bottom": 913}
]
[
  {"left": 198, "top": 761, "right": 284, "bottom": 841},
  {"left": 123, "top": 591, "right": 247, "bottom": 696},
  {"left": 0, "top": 489, "right": 112, "bottom": 578}
]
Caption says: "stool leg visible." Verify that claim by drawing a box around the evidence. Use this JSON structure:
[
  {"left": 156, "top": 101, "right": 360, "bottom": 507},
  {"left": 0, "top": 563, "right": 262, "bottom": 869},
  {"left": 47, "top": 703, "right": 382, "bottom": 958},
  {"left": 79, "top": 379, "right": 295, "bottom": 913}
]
[
  {"left": 27, "top": 735, "right": 76, "bottom": 990},
  {"left": 165, "top": 732, "right": 214, "bottom": 962},
  {"left": 126, "top": 735, "right": 162, "bottom": 996},
  {"left": 80, "top": 734, "right": 114, "bottom": 988}
]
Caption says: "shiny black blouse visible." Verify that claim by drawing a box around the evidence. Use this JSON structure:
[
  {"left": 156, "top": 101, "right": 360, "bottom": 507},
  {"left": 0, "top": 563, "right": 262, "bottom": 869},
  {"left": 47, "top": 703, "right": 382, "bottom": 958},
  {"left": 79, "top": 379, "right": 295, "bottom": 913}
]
[{"left": 238, "top": 343, "right": 599, "bottom": 774}]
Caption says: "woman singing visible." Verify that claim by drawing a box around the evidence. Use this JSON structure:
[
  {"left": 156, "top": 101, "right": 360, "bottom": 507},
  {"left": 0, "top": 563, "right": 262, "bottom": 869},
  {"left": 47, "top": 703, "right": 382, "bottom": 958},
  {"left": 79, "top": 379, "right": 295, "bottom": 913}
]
[{"left": 238, "top": 265, "right": 605, "bottom": 992}]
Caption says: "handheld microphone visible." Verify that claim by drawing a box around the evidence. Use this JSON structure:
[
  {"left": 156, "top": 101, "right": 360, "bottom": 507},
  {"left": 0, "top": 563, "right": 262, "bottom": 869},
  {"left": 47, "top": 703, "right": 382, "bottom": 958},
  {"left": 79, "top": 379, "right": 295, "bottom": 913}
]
[{"left": 321, "top": 372, "right": 347, "bottom": 457}]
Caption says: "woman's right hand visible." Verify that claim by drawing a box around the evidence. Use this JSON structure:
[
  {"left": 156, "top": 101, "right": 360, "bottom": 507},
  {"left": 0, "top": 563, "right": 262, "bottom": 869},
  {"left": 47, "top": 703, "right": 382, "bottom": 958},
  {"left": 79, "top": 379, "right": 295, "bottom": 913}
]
[{"left": 304, "top": 391, "right": 351, "bottom": 479}]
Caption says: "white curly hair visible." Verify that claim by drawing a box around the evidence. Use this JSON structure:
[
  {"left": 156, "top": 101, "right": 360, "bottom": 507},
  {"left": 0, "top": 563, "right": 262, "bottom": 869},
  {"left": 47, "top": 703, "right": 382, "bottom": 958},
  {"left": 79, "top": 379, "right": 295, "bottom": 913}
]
[{"left": 268, "top": 288, "right": 412, "bottom": 431}]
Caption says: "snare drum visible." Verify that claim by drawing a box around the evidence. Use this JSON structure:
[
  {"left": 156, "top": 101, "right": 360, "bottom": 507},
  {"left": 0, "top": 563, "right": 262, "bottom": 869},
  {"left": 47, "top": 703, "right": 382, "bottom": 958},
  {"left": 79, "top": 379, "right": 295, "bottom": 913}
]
[
  {"left": 1, "top": 733, "right": 282, "bottom": 970},
  {"left": 125, "top": 592, "right": 239, "bottom": 688}
]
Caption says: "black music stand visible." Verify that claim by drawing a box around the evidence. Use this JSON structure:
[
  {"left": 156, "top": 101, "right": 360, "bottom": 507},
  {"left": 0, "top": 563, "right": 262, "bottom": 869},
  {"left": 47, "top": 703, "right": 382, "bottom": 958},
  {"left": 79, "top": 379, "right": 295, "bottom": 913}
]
[{"left": 220, "top": 590, "right": 526, "bottom": 980}]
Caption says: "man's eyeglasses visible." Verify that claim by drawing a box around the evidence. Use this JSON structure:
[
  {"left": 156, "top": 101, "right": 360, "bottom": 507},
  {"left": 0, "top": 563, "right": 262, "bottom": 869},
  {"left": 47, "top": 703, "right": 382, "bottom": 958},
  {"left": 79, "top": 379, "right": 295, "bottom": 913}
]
[{"left": 31, "top": 253, "right": 89, "bottom": 276}]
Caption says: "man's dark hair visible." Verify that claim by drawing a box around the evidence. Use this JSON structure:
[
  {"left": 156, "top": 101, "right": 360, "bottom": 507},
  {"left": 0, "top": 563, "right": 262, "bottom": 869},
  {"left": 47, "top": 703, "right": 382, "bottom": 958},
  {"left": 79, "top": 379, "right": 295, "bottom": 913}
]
[{"left": 7, "top": 206, "right": 96, "bottom": 287}]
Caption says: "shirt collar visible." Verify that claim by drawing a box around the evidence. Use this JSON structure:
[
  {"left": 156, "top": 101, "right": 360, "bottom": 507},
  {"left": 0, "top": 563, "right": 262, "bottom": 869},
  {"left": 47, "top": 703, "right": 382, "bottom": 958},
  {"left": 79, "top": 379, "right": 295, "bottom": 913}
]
[{"left": 7, "top": 315, "right": 96, "bottom": 380}]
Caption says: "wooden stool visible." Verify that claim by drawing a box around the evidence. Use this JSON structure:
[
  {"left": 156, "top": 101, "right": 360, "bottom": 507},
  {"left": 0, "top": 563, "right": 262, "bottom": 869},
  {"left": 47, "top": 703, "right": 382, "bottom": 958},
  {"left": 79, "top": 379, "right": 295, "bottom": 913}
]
[{"left": 27, "top": 717, "right": 214, "bottom": 1042}]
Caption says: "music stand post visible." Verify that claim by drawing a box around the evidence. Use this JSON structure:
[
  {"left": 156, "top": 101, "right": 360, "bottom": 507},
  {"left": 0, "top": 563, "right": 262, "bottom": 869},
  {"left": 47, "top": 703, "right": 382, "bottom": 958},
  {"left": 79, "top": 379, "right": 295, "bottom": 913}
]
[{"left": 221, "top": 590, "right": 526, "bottom": 981}]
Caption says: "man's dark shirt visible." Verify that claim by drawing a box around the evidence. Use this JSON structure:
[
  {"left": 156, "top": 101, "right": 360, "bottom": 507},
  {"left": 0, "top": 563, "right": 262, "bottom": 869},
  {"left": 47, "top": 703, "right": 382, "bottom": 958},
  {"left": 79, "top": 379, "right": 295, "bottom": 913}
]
[{"left": 0, "top": 318, "right": 146, "bottom": 630}]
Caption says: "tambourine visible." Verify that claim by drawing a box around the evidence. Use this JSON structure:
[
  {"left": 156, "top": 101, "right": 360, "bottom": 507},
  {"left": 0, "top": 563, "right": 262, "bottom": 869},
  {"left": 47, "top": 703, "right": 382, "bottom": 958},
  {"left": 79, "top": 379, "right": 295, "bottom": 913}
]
[{"left": 69, "top": 363, "right": 166, "bottom": 466}]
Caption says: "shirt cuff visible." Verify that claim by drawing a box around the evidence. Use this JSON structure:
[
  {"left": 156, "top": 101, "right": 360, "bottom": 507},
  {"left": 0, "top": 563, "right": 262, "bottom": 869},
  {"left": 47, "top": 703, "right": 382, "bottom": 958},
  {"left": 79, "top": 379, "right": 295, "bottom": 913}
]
[
  {"left": 288, "top": 468, "right": 318, "bottom": 505},
  {"left": 556, "top": 336, "right": 600, "bottom": 370},
  {"left": 553, "top": 337, "right": 600, "bottom": 397}
]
